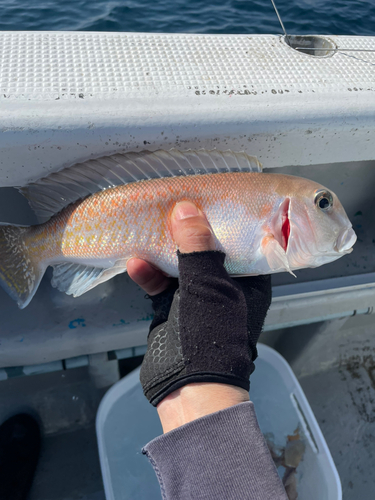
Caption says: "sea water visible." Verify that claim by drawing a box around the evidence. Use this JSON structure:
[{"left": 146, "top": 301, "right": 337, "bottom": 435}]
[{"left": 0, "top": 0, "right": 373, "bottom": 36}]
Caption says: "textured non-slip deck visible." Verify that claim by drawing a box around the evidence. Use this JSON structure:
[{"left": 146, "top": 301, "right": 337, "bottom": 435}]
[{"left": 0, "top": 32, "right": 374, "bottom": 99}]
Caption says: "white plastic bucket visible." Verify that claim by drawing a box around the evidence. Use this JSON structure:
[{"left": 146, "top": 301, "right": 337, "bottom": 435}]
[{"left": 96, "top": 344, "right": 342, "bottom": 500}]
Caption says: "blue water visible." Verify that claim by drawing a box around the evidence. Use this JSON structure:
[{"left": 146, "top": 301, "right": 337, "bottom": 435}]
[{"left": 0, "top": 0, "right": 373, "bottom": 36}]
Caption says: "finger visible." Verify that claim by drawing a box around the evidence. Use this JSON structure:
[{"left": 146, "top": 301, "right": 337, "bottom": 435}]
[
  {"left": 171, "top": 201, "right": 216, "bottom": 254},
  {"left": 127, "top": 258, "right": 172, "bottom": 296}
]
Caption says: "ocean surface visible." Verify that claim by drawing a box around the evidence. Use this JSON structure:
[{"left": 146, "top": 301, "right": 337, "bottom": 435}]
[{"left": 0, "top": 0, "right": 373, "bottom": 36}]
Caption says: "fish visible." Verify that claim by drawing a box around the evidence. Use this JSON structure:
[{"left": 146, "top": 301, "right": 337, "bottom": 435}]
[{"left": 0, "top": 149, "right": 356, "bottom": 309}]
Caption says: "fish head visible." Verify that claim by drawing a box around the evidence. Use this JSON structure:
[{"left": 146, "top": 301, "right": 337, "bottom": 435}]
[{"left": 285, "top": 178, "right": 356, "bottom": 270}]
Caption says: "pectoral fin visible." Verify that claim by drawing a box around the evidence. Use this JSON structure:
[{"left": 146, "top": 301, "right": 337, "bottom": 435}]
[{"left": 262, "top": 234, "right": 296, "bottom": 277}]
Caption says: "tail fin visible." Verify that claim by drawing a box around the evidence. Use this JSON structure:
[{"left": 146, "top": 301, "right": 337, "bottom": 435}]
[{"left": 0, "top": 225, "right": 45, "bottom": 309}]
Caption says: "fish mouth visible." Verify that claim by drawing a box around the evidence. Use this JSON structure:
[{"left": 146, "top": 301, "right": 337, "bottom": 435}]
[{"left": 335, "top": 227, "right": 357, "bottom": 253}]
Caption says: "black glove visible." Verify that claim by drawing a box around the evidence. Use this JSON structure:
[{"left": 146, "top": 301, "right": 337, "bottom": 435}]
[{"left": 140, "top": 250, "right": 272, "bottom": 406}]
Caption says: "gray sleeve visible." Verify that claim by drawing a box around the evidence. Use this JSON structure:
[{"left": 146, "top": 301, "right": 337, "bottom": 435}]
[{"left": 142, "top": 401, "right": 288, "bottom": 500}]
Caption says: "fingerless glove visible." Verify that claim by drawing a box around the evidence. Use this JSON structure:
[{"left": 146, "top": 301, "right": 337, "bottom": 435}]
[{"left": 140, "top": 251, "right": 271, "bottom": 406}]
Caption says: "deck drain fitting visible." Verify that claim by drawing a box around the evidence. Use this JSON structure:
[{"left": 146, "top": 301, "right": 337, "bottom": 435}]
[{"left": 282, "top": 35, "right": 337, "bottom": 58}]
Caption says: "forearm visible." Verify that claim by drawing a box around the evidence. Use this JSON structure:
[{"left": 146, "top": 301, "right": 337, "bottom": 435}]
[
  {"left": 157, "top": 383, "right": 250, "bottom": 434},
  {"left": 144, "top": 401, "right": 288, "bottom": 500}
]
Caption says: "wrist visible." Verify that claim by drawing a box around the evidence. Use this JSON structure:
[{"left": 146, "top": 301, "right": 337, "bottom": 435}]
[{"left": 156, "top": 382, "right": 249, "bottom": 434}]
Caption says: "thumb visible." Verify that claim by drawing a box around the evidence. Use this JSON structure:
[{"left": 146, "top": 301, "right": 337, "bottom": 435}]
[{"left": 171, "top": 201, "right": 216, "bottom": 253}]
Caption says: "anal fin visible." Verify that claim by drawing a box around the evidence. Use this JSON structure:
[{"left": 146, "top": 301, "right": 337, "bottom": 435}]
[
  {"left": 261, "top": 234, "right": 296, "bottom": 277},
  {"left": 51, "top": 260, "right": 127, "bottom": 297}
]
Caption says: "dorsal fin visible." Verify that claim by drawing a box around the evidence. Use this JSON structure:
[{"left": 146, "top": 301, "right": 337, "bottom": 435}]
[{"left": 20, "top": 149, "right": 262, "bottom": 222}]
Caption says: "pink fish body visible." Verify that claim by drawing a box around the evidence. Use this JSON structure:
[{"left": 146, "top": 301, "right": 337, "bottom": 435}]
[{"left": 0, "top": 149, "right": 356, "bottom": 308}]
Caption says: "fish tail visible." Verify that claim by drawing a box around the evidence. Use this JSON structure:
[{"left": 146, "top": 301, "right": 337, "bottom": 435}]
[{"left": 0, "top": 225, "right": 45, "bottom": 309}]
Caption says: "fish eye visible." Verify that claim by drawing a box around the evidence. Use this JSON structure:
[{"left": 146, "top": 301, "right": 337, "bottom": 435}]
[{"left": 314, "top": 190, "right": 333, "bottom": 211}]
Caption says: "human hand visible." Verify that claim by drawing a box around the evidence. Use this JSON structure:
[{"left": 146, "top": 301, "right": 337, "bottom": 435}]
[{"left": 128, "top": 201, "right": 271, "bottom": 432}]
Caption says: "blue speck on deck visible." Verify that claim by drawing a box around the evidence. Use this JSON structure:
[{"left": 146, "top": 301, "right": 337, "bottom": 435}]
[
  {"left": 113, "top": 319, "right": 130, "bottom": 327},
  {"left": 137, "top": 314, "right": 153, "bottom": 322},
  {"left": 69, "top": 318, "right": 86, "bottom": 329}
]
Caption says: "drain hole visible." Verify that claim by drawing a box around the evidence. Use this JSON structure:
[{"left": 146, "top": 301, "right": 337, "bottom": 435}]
[{"left": 283, "top": 35, "right": 337, "bottom": 57}]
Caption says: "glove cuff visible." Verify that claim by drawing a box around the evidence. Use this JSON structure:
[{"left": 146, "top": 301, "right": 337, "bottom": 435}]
[{"left": 147, "top": 372, "right": 250, "bottom": 407}]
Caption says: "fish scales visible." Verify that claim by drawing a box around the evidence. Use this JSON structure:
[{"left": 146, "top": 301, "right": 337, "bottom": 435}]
[{"left": 24, "top": 172, "right": 281, "bottom": 275}]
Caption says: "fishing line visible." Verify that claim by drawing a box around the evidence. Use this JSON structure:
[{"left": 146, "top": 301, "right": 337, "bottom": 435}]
[
  {"left": 294, "top": 47, "right": 375, "bottom": 53},
  {"left": 270, "top": 0, "right": 289, "bottom": 41},
  {"left": 269, "top": 0, "right": 375, "bottom": 54}
]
